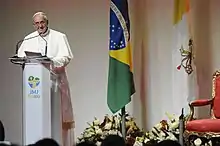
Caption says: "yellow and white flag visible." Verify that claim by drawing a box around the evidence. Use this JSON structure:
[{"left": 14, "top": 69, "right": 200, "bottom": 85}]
[{"left": 172, "top": 0, "right": 198, "bottom": 114}]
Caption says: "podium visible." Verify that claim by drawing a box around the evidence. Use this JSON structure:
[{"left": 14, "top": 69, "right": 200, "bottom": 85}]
[{"left": 9, "top": 56, "right": 60, "bottom": 145}]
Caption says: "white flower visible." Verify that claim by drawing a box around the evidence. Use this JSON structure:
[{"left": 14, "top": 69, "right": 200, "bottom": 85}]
[
  {"left": 158, "top": 131, "right": 166, "bottom": 138},
  {"left": 170, "top": 121, "right": 179, "bottom": 130},
  {"left": 94, "top": 126, "right": 99, "bottom": 130},
  {"left": 93, "top": 119, "right": 100, "bottom": 126},
  {"left": 157, "top": 132, "right": 166, "bottom": 142},
  {"left": 133, "top": 142, "right": 141, "bottom": 146},
  {"left": 145, "top": 132, "right": 149, "bottom": 137},
  {"left": 104, "top": 122, "right": 112, "bottom": 130},
  {"left": 107, "top": 115, "right": 113, "bottom": 121},
  {"left": 95, "top": 128, "right": 103, "bottom": 135},
  {"left": 165, "top": 112, "right": 176, "bottom": 121},
  {"left": 194, "top": 138, "right": 202, "bottom": 146},
  {"left": 136, "top": 137, "right": 144, "bottom": 143},
  {"left": 114, "top": 117, "right": 120, "bottom": 127},
  {"left": 96, "top": 141, "right": 102, "bottom": 146},
  {"left": 174, "top": 129, "right": 180, "bottom": 134},
  {"left": 167, "top": 133, "right": 178, "bottom": 141},
  {"left": 77, "top": 135, "right": 83, "bottom": 140},
  {"left": 148, "top": 132, "right": 155, "bottom": 139},
  {"left": 154, "top": 123, "right": 162, "bottom": 129},
  {"left": 100, "top": 134, "right": 105, "bottom": 140},
  {"left": 152, "top": 127, "right": 159, "bottom": 135},
  {"left": 208, "top": 140, "right": 212, "bottom": 146},
  {"left": 77, "top": 136, "right": 83, "bottom": 143},
  {"left": 84, "top": 133, "right": 92, "bottom": 138},
  {"left": 102, "top": 131, "right": 109, "bottom": 136},
  {"left": 86, "top": 127, "right": 94, "bottom": 133},
  {"left": 109, "top": 130, "right": 118, "bottom": 135},
  {"left": 133, "top": 141, "right": 143, "bottom": 146},
  {"left": 117, "top": 131, "right": 122, "bottom": 137},
  {"left": 144, "top": 138, "right": 150, "bottom": 143}
]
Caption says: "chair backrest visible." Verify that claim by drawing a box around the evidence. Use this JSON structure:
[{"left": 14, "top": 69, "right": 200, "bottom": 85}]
[{"left": 212, "top": 71, "right": 220, "bottom": 118}]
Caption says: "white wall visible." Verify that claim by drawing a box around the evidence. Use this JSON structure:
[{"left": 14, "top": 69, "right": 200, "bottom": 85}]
[{"left": 0, "top": 0, "right": 219, "bottom": 144}]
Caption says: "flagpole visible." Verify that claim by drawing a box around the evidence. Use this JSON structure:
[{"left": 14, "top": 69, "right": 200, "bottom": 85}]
[
  {"left": 121, "top": 106, "right": 126, "bottom": 139},
  {"left": 179, "top": 108, "right": 184, "bottom": 146}
]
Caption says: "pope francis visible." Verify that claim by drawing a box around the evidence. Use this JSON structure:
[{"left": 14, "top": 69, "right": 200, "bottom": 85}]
[{"left": 17, "top": 12, "right": 74, "bottom": 146}]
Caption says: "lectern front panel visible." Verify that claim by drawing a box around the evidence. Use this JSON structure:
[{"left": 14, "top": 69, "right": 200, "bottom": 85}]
[{"left": 23, "top": 63, "right": 51, "bottom": 145}]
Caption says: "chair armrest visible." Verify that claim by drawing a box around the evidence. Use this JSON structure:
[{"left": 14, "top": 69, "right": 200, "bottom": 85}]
[
  {"left": 190, "top": 99, "right": 213, "bottom": 107},
  {"left": 187, "top": 99, "right": 213, "bottom": 121}
]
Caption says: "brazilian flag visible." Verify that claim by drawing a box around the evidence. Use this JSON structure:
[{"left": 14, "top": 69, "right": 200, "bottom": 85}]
[{"left": 107, "top": 0, "right": 135, "bottom": 114}]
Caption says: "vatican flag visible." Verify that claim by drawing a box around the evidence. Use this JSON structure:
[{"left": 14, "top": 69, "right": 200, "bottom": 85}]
[{"left": 172, "top": 0, "right": 198, "bottom": 115}]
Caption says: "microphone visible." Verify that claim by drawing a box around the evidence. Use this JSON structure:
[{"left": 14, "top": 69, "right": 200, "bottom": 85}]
[
  {"left": 39, "top": 34, "right": 48, "bottom": 57},
  {"left": 15, "top": 34, "right": 40, "bottom": 57}
]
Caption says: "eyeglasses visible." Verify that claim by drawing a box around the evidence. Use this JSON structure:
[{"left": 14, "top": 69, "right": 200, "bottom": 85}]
[{"left": 33, "top": 21, "right": 46, "bottom": 26}]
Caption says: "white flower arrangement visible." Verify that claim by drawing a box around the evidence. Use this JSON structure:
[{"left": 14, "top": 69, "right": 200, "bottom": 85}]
[
  {"left": 78, "top": 112, "right": 217, "bottom": 146},
  {"left": 77, "top": 114, "right": 142, "bottom": 146},
  {"left": 134, "top": 112, "right": 180, "bottom": 146}
]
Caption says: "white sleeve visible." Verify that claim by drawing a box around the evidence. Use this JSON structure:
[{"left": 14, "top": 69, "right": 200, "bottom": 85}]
[
  {"left": 17, "top": 41, "right": 26, "bottom": 57},
  {"left": 51, "top": 34, "right": 73, "bottom": 67}
]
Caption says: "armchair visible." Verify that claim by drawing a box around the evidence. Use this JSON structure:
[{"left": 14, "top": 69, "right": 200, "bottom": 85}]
[{"left": 184, "top": 70, "right": 220, "bottom": 145}]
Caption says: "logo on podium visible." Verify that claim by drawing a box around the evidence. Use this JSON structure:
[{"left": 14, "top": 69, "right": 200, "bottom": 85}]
[
  {"left": 28, "top": 76, "right": 40, "bottom": 98},
  {"left": 28, "top": 76, "right": 40, "bottom": 88}
]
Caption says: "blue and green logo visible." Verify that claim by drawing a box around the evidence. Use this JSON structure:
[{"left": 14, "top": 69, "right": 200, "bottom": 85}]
[{"left": 28, "top": 76, "right": 40, "bottom": 88}]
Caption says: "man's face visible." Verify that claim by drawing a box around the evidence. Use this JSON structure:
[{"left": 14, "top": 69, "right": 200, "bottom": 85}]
[{"left": 33, "top": 15, "right": 48, "bottom": 34}]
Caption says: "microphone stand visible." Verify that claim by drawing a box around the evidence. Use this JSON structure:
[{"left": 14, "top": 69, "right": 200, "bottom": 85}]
[{"left": 39, "top": 34, "right": 51, "bottom": 62}]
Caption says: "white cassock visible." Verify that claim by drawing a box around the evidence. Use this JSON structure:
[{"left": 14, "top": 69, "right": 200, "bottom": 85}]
[{"left": 18, "top": 29, "right": 74, "bottom": 146}]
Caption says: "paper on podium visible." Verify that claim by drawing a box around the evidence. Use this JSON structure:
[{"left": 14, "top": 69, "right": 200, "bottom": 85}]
[{"left": 24, "top": 51, "right": 42, "bottom": 57}]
